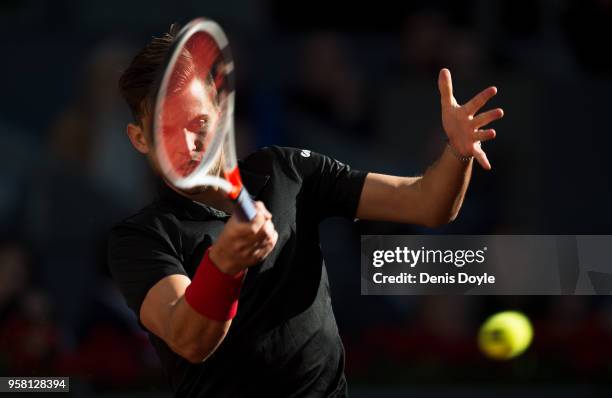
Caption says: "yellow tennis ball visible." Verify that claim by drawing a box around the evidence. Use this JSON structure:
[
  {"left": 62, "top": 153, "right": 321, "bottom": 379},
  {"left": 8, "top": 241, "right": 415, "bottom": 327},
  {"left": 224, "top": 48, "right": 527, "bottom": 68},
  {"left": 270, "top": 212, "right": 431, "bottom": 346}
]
[{"left": 478, "top": 311, "right": 533, "bottom": 360}]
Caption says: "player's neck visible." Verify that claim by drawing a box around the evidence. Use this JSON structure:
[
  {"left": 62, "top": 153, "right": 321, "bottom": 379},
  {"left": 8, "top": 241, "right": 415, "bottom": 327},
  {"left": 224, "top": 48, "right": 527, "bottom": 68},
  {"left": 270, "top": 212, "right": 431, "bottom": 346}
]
[
  {"left": 192, "top": 190, "right": 235, "bottom": 214},
  {"left": 165, "top": 181, "right": 234, "bottom": 214}
]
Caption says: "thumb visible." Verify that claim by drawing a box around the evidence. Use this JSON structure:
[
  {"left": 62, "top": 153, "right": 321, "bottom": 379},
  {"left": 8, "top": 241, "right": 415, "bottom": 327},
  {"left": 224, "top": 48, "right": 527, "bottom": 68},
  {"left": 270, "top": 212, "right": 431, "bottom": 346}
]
[{"left": 438, "top": 68, "right": 453, "bottom": 106}]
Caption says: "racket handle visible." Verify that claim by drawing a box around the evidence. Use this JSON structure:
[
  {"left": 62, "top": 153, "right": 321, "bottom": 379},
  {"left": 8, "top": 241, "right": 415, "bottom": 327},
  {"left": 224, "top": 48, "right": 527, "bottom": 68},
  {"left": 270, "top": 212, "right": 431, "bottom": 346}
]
[{"left": 234, "top": 188, "right": 257, "bottom": 221}]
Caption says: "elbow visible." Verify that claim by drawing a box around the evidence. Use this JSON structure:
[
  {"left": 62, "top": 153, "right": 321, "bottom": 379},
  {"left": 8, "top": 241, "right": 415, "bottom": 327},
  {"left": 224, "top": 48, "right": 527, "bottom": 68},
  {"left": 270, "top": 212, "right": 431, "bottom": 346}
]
[
  {"left": 422, "top": 209, "right": 457, "bottom": 229},
  {"left": 167, "top": 325, "right": 226, "bottom": 364},
  {"left": 422, "top": 217, "right": 447, "bottom": 229},
  {"left": 171, "top": 341, "right": 214, "bottom": 364},
  {"left": 182, "top": 348, "right": 209, "bottom": 364}
]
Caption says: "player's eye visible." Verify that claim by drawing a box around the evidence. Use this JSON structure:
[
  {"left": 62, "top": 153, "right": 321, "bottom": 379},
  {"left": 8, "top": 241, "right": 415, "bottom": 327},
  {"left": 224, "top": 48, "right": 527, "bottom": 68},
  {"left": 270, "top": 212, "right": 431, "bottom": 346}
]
[{"left": 186, "top": 115, "right": 209, "bottom": 133}]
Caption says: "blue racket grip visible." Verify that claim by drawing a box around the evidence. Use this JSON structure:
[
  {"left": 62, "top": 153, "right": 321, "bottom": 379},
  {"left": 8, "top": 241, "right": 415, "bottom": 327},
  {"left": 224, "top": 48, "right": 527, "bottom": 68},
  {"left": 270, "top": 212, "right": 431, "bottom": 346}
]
[{"left": 234, "top": 188, "right": 257, "bottom": 221}]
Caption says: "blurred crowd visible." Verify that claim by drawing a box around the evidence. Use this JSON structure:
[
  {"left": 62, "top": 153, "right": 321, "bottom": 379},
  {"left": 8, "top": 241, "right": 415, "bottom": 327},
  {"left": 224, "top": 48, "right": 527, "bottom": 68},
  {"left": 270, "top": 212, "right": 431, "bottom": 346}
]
[{"left": 1, "top": 0, "right": 612, "bottom": 392}]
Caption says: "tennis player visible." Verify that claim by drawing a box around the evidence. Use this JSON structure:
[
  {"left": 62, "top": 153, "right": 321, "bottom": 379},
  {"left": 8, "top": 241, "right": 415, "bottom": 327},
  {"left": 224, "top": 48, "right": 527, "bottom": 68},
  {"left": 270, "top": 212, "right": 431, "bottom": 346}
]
[{"left": 108, "top": 26, "right": 503, "bottom": 397}]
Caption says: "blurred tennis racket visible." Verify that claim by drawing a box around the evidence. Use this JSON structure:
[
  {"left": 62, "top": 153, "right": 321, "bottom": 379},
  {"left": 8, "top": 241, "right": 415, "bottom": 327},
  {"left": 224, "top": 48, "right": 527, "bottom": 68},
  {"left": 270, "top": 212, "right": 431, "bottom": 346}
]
[{"left": 152, "top": 18, "right": 256, "bottom": 221}]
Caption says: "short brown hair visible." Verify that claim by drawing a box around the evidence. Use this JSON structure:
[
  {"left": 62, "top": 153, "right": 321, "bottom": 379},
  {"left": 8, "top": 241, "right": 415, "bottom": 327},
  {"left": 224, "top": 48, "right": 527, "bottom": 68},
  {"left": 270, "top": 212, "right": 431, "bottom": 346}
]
[{"left": 118, "top": 23, "right": 181, "bottom": 122}]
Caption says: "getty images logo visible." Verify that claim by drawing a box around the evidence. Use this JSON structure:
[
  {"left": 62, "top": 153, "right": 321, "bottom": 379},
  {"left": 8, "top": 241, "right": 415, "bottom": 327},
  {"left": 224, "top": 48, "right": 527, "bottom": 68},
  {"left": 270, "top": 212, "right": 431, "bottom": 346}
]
[{"left": 372, "top": 246, "right": 488, "bottom": 268}]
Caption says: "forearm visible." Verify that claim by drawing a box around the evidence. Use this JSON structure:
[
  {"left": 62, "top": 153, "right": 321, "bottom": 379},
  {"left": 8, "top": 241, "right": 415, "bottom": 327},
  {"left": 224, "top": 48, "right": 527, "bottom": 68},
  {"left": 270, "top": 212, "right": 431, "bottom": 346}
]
[
  {"left": 144, "top": 247, "right": 246, "bottom": 364},
  {"left": 146, "top": 205, "right": 275, "bottom": 364},
  {"left": 167, "top": 247, "right": 245, "bottom": 363},
  {"left": 418, "top": 144, "right": 472, "bottom": 225},
  {"left": 165, "top": 296, "right": 231, "bottom": 363}
]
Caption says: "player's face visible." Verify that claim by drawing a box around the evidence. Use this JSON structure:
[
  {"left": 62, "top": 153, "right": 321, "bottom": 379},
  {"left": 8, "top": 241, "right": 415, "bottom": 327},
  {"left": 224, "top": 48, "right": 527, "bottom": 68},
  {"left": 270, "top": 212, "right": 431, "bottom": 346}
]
[{"left": 161, "top": 78, "right": 220, "bottom": 177}]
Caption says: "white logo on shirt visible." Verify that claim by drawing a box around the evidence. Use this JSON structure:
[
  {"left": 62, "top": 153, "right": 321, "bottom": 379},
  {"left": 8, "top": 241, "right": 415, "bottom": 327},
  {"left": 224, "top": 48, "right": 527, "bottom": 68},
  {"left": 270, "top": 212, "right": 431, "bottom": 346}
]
[{"left": 300, "top": 149, "right": 311, "bottom": 158}]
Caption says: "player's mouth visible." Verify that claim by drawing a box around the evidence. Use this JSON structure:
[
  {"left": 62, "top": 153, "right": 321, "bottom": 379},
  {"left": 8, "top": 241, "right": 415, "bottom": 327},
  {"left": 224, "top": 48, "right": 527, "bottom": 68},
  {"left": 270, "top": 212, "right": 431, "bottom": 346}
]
[{"left": 190, "top": 151, "right": 203, "bottom": 162}]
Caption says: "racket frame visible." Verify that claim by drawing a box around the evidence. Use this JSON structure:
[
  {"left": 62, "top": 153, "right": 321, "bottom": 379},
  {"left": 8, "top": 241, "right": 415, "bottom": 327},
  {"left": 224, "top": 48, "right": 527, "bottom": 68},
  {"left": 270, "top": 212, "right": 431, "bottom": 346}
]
[{"left": 151, "top": 18, "right": 256, "bottom": 220}]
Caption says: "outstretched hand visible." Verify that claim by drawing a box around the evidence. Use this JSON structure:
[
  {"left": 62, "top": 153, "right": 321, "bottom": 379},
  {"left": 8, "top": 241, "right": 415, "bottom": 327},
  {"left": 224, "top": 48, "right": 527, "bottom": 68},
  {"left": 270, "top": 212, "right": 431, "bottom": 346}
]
[{"left": 438, "top": 68, "right": 504, "bottom": 170}]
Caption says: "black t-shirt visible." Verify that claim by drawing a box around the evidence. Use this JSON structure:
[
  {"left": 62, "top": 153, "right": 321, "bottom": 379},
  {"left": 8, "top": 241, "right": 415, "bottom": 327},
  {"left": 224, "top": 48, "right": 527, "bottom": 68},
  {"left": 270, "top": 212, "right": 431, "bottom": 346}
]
[{"left": 108, "top": 146, "right": 368, "bottom": 397}]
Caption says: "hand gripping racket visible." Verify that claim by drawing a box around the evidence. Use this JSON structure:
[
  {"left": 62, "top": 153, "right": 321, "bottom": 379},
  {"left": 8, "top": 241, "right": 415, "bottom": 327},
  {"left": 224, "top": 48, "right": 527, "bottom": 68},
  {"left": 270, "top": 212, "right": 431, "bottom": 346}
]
[{"left": 152, "top": 18, "right": 257, "bottom": 221}]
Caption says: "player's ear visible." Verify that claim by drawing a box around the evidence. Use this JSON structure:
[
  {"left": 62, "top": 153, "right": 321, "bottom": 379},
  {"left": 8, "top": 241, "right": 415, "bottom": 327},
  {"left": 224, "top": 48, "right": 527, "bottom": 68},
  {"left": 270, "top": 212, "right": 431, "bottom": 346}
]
[{"left": 126, "top": 123, "right": 150, "bottom": 154}]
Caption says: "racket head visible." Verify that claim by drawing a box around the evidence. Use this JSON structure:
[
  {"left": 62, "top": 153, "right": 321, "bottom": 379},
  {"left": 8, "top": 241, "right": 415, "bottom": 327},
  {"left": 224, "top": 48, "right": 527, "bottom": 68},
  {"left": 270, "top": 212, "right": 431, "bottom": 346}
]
[{"left": 152, "top": 18, "right": 238, "bottom": 195}]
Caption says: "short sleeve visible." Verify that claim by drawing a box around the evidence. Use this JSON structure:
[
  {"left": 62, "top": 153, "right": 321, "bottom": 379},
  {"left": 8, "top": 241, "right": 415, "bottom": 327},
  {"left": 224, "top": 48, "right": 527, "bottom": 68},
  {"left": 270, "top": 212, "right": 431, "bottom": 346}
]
[
  {"left": 272, "top": 147, "right": 368, "bottom": 220},
  {"left": 107, "top": 220, "right": 187, "bottom": 320}
]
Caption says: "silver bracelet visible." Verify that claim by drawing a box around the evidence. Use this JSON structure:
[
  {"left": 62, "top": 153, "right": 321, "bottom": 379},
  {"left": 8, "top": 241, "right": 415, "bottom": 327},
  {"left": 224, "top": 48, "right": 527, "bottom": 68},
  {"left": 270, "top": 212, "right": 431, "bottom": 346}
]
[{"left": 446, "top": 140, "right": 474, "bottom": 162}]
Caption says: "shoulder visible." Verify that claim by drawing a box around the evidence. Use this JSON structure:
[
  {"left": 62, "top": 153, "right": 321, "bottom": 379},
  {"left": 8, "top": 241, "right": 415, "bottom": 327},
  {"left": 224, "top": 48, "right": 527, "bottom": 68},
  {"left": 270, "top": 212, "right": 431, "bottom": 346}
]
[
  {"left": 107, "top": 203, "right": 187, "bottom": 317},
  {"left": 242, "top": 145, "right": 303, "bottom": 167},
  {"left": 242, "top": 146, "right": 319, "bottom": 181},
  {"left": 108, "top": 202, "right": 181, "bottom": 257}
]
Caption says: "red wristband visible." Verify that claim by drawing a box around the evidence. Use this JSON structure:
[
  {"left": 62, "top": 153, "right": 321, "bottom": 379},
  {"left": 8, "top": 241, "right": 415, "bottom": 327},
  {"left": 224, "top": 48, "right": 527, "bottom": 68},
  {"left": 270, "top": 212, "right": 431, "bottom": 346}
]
[{"left": 184, "top": 248, "right": 245, "bottom": 321}]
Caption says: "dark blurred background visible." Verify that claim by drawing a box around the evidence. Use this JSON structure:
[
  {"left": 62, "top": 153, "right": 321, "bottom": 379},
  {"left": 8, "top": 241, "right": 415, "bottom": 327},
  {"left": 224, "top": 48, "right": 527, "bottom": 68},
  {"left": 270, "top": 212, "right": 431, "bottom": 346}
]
[{"left": 1, "top": 0, "right": 612, "bottom": 396}]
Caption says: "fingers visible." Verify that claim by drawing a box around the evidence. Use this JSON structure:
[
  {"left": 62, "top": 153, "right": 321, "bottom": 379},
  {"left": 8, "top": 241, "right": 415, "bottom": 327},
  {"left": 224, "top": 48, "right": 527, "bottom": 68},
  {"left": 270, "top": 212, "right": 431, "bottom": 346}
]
[
  {"left": 213, "top": 201, "right": 276, "bottom": 272},
  {"left": 473, "top": 143, "right": 492, "bottom": 170},
  {"left": 254, "top": 217, "right": 275, "bottom": 243},
  {"left": 248, "top": 208, "right": 267, "bottom": 234},
  {"left": 252, "top": 213, "right": 277, "bottom": 255},
  {"left": 473, "top": 129, "right": 496, "bottom": 142},
  {"left": 472, "top": 108, "right": 504, "bottom": 129},
  {"left": 438, "top": 68, "right": 453, "bottom": 107},
  {"left": 250, "top": 228, "right": 278, "bottom": 259},
  {"left": 232, "top": 201, "right": 268, "bottom": 231},
  {"left": 255, "top": 201, "right": 272, "bottom": 219},
  {"left": 244, "top": 215, "right": 278, "bottom": 261},
  {"left": 235, "top": 200, "right": 276, "bottom": 247},
  {"left": 465, "top": 86, "right": 497, "bottom": 115}
]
